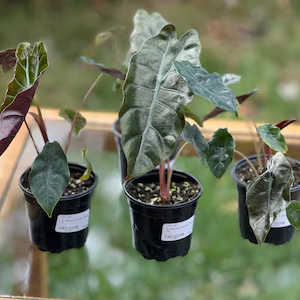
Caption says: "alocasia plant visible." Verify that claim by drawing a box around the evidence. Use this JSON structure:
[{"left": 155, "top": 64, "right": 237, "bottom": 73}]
[
  {"left": 83, "top": 9, "right": 256, "bottom": 203},
  {"left": 0, "top": 42, "right": 99, "bottom": 217},
  {"left": 235, "top": 119, "right": 298, "bottom": 244}
]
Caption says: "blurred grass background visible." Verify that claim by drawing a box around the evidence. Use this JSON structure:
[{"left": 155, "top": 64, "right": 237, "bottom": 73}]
[
  {"left": 1, "top": 0, "right": 300, "bottom": 299},
  {"left": 1, "top": 0, "right": 300, "bottom": 121}
]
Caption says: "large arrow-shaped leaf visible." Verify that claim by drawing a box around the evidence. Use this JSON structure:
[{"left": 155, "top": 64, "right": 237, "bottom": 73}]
[
  {"left": 0, "top": 42, "right": 48, "bottom": 156},
  {"left": 206, "top": 128, "right": 235, "bottom": 178},
  {"left": 119, "top": 25, "right": 201, "bottom": 179},
  {"left": 257, "top": 123, "right": 288, "bottom": 153},
  {"left": 126, "top": 9, "right": 169, "bottom": 61},
  {"left": 29, "top": 141, "right": 70, "bottom": 217},
  {"left": 174, "top": 61, "right": 238, "bottom": 113},
  {"left": 246, "top": 152, "right": 294, "bottom": 244}
]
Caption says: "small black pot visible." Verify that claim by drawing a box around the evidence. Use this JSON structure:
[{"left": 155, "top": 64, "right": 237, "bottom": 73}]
[
  {"left": 19, "top": 163, "right": 98, "bottom": 253},
  {"left": 123, "top": 170, "right": 202, "bottom": 261},
  {"left": 231, "top": 155, "right": 300, "bottom": 245},
  {"left": 112, "top": 119, "right": 182, "bottom": 181}
]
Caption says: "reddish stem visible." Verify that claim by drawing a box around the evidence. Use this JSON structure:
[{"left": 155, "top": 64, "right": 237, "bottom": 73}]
[
  {"left": 159, "top": 162, "right": 169, "bottom": 203},
  {"left": 65, "top": 74, "right": 102, "bottom": 154}
]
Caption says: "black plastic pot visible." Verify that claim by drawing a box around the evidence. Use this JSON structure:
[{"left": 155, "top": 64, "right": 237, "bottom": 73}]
[
  {"left": 123, "top": 170, "right": 202, "bottom": 261},
  {"left": 112, "top": 119, "right": 182, "bottom": 181},
  {"left": 231, "top": 155, "right": 300, "bottom": 245},
  {"left": 19, "top": 163, "right": 98, "bottom": 253}
]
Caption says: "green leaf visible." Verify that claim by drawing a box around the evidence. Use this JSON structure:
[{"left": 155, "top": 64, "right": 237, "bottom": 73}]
[
  {"left": 286, "top": 200, "right": 300, "bottom": 229},
  {"left": 206, "top": 128, "right": 235, "bottom": 178},
  {"left": 246, "top": 152, "right": 294, "bottom": 244},
  {"left": 203, "top": 88, "right": 258, "bottom": 122},
  {"left": 183, "top": 121, "right": 208, "bottom": 165},
  {"left": 184, "top": 106, "right": 203, "bottom": 127},
  {"left": 174, "top": 61, "right": 238, "bottom": 114},
  {"left": 29, "top": 141, "right": 70, "bottom": 217},
  {"left": 80, "top": 148, "right": 93, "bottom": 180},
  {"left": 59, "top": 108, "right": 86, "bottom": 135},
  {"left": 257, "top": 123, "right": 288, "bottom": 153},
  {"left": 0, "top": 42, "right": 48, "bottom": 156},
  {"left": 119, "top": 25, "right": 201, "bottom": 179},
  {"left": 222, "top": 74, "right": 241, "bottom": 85},
  {"left": 126, "top": 9, "right": 169, "bottom": 61}
]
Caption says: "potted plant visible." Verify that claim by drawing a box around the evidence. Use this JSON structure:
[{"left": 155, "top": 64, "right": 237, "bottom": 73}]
[
  {"left": 87, "top": 12, "right": 259, "bottom": 260},
  {"left": 231, "top": 120, "right": 300, "bottom": 245},
  {"left": 0, "top": 42, "right": 99, "bottom": 253},
  {"left": 83, "top": 9, "right": 256, "bottom": 181}
]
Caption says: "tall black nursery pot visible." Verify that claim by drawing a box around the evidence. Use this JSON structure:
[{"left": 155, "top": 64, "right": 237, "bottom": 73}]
[
  {"left": 112, "top": 119, "right": 182, "bottom": 180},
  {"left": 231, "top": 155, "right": 300, "bottom": 245},
  {"left": 123, "top": 170, "right": 202, "bottom": 261},
  {"left": 19, "top": 163, "right": 98, "bottom": 253}
]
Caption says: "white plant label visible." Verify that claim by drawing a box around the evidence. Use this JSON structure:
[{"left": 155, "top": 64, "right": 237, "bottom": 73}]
[
  {"left": 161, "top": 215, "right": 194, "bottom": 242},
  {"left": 55, "top": 209, "right": 90, "bottom": 233},
  {"left": 271, "top": 209, "right": 290, "bottom": 228}
]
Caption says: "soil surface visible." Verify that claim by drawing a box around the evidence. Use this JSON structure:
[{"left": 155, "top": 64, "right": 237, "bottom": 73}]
[
  {"left": 236, "top": 159, "right": 300, "bottom": 188},
  {"left": 22, "top": 170, "right": 94, "bottom": 196},
  {"left": 126, "top": 180, "right": 201, "bottom": 205}
]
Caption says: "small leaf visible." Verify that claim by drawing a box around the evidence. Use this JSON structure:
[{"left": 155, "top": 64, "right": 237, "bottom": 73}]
[
  {"left": 80, "top": 148, "right": 93, "bottom": 181},
  {"left": 202, "top": 88, "right": 258, "bottom": 122},
  {"left": 29, "top": 142, "right": 70, "bottom": 217},
  {"left": 59, "top": 108, "right": 86, "bottom": 135},
  {"left": 257, "top": 123, "right": 288, "bottom": 153},
  {"left": 286, "top": 201, "right": 300, "bottom": 229},
  {"left": 222, "top": 74, "right": 241, "bottom": 85},
  {"left": 184, "top": 106, "right": 203, "bottom": 127},
  {"left": 246, "top": 152, "right": 294, "bottom": 244},
  {"left": 0, "top": 48, "right": 16, "bottom": 73},
  {"left": 174, "top": 61, "right": 238, "bottom": 114},
  {"left": 183, "top": 121, "right": 208, "bottom": 165},
  {"left": 95, "top": 31, "right": 113, "bottom": 46},
  {"left": 0, "top": 42, "right": 48, "bottom": 156},
  {"left": 206, "top": 128, "right": 235, "bottom": 178},
  {"left": 275, "top": 119, "right": 296, "bottom": 130},
  {"left": 81, "top": 56, "right": 125, "bottom": 80}
]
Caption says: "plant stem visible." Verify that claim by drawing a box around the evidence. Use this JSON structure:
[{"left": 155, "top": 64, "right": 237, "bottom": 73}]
[
  {"left": 33, "top": 96, "right": 49, "bottom": 143},
  {"left": 24, "top": 120, "right": 39, "bottom": 155},
  {"left": 166, "top": 141, "right": 188, "bottom": 195},
  {"left": 65, "top": 74, "right": 102, "bottom": 154},
  {"left": 159, "top": 162, "right": 168, "bottom": 203},
  {"left": 234, "top": 149, "right": 259, "bottom": 177}
]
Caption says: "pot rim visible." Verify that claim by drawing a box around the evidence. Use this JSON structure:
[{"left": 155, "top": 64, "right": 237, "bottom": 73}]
[
  {"left": 19, "top": 162, "right": 98, "bottom": 201},
  {"left": 112, "top": 119, "right": 121, "bottom": 138},
  {"left": 231, "top": 154, "right": 300, "bottom": 192},
  {"left": 123, "top": 169, "right": 203, "bottom": 209}
]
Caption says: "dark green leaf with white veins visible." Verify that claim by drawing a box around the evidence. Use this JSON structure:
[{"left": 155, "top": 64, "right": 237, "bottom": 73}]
[
  {"left": 126, "top": 9, "right": 168, "bottom": 61},
  {"left": 29, "top": 141, "right": 70, "bottom": 217},
  {"left": 174, "top": 61, "right": 238, "bottom": 113},
  {"left": 206, "top": 128, "right": 235, "bottom": 178},
  {"left": 119, "top": 25, "right": 201, "bottom": 179},
  {"left": 287, "top": 201, "right": 300, "bottom": 229},
  {"left": 59, "top": 108, "right": 86, "bottom": 135},
  {"left": 257, "top": 123, "right": 287, "bottom": 153},
  {"left": 183, "top": 121, "right": 208, "bottom": 165},
  {"left": 246, "top": 152, "right": 294, "bottom": 244}
]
